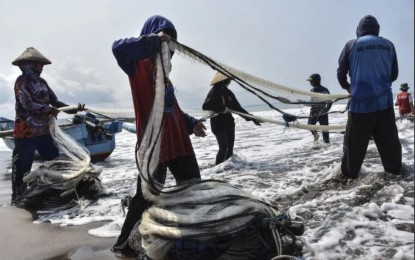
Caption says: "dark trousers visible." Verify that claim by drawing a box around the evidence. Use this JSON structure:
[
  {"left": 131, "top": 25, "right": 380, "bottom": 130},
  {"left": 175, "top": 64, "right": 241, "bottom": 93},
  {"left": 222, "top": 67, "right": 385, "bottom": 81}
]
[
  {"left": 12, "top": 134, "right": 59, "bottom": 197},
  {"left": 341, "top": 107, "right": 402, "bottom": 179},
  {"left": 213, "top": 125, "right": 235, "bottom": 165},
  {"left": 307, "top": 113, "right": 329, "bottom": 143},
  {"left": 113, "top": 155, "right": 201, "bottom": 251}
]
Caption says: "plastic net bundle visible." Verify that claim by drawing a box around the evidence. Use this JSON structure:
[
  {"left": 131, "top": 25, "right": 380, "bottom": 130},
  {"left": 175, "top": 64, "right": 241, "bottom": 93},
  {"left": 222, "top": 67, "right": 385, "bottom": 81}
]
[
  {"left": 127, "top": 43, "right": 306, "bottom": 260},
  {"left": 130, "top": 180, "right": 294, "bottom": 260},
  {"left": 17, "top": 117, "right": 104, "bottom": 210}
]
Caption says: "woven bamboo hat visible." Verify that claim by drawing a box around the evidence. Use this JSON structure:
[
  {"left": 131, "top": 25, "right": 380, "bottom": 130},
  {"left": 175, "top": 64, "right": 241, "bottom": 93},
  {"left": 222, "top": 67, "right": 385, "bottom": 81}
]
[
  {"left": 210, "top": 71, "right": 229, "bottom": 85},
  {"left": 12, "top": 47, "right": 52, "bottom": 66}
]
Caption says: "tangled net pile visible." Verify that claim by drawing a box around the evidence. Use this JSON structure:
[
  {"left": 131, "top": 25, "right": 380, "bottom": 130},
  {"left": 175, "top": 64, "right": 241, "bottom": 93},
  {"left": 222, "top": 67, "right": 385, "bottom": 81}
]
[
  {"left": 127, "top": 42, "right": 309, "bottom": 260},
  {"left": 17, "top": 117, "right": 104, "bottom": 211}
]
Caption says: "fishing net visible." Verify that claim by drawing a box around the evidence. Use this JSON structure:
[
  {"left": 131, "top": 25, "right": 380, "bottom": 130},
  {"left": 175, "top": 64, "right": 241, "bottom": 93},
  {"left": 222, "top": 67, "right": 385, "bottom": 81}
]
[
  {"left": 126, "top": 42, "right": 307, "bottom": 259},
  {"left": 81, "top": 107, "right": 136, "bottom": 123},
  {"left": 17, "top": 117, "right": 104, "bottom": 211},
  {"left": 170, "top": 39, "right": 350, "bottom": 133},
  {"left": 132, "top": 180, "right": 307, "bottom": 260}
]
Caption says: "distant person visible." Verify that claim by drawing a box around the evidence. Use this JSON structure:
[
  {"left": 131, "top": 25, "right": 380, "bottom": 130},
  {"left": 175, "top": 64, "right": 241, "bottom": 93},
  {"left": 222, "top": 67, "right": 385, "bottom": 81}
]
[
  {"left": 202, "top": 71, "right": 261, "bottom": 165},
  {"left": 337, "top": 15, "right": 402, "bottom": 179},
  {"left": 11, "top": 47, "right": 78, "bottom": 204},
  {"left": 306, "top": 73, "right": 331, "bottom": 144},
  {"left": 395, "top": 83, "right": 414, "bottom": 117},
  {"left": 111, "top": 15, "right": 206, "bottom": 257}
]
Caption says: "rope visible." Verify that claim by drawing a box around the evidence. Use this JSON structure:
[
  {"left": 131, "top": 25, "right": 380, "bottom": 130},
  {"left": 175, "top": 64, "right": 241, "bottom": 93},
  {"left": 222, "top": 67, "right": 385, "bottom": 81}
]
[
  {"left": 271, "top": 255, "right": 302, "bottom": 260},
  {"left": 230, "top": 110, "right": 346, "bottom": 132}
]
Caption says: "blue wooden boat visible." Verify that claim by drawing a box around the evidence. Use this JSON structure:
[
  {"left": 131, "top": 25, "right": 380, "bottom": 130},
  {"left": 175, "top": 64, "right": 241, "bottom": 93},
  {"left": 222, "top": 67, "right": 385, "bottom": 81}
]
[{"left": 0, "top": 113, "right": 123, "bottom": 162}]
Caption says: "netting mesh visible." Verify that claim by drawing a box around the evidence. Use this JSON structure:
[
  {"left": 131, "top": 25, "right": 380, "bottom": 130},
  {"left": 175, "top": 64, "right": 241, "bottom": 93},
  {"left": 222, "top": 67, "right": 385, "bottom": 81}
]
[
  {"left": 170, "top": 40, "right": 349, "bottom": 132},
  {"left": 130, "top": 180, "right": 283, "bottom": 260},
  {"left": 18, "top": 117, "right": 103, "bottom": 210},
  {"left": 126, "top": 43, "right": 305, "bottom": 260}
]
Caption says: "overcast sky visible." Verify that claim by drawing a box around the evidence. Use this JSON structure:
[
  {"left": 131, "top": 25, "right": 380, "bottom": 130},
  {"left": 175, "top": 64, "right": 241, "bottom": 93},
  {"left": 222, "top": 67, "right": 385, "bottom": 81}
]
[{"left": 0, "top": 0, "right": 413, "bottom": 118}]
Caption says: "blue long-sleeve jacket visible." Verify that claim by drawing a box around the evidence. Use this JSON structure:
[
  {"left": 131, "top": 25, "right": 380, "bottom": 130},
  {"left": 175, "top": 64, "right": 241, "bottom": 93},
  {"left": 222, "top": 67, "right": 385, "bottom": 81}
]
[
  {"left": 112, "top": 15, "right": 198, "bottom": 133},
  {"left": 111, "top": 15, "right": 198, "bottom": 162},
  {"left": 337, "top": 15, "right": 398, "bottom": 113}
]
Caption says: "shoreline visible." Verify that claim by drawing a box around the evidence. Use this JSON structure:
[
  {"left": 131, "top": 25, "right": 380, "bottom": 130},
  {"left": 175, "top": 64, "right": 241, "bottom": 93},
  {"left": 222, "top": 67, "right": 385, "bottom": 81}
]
[
  {"left": 0, "top": 150, "right": 120, "bottom": 260},
  {"left": 0, "top": 206, "right": 117, "bottom": 260}
]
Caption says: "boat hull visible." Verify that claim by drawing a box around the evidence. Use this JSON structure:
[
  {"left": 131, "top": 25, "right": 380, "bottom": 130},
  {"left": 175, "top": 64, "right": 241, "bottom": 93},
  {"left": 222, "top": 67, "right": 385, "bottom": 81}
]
[{"left": 1, "top": 116, "right": 123, "bottom": 162}]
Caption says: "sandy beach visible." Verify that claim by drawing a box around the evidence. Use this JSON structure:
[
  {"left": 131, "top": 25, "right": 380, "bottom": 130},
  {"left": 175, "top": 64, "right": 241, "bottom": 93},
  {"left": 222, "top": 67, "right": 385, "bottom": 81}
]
[
  {"left": 0, "top": 207, "right": 117, "bottom": 260},
  {"left": 0, "top": 150, "right": 118, "bottom": 260}
]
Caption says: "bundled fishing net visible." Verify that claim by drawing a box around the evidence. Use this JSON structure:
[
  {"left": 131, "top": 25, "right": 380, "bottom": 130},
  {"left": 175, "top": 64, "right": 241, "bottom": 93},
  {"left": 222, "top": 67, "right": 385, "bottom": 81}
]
[
  {"left": 131, "top": 180, "right": 308, "bottom": 260},
  {"left": 128, "top": 42, "right": 308, "bottom": 259},
  {"left": 17, "top": 117, "right": 104, "bottom": 210}
]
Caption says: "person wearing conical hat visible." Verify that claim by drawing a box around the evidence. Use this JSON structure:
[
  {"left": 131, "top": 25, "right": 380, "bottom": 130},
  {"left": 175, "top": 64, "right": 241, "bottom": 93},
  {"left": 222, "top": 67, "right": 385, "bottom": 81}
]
[
  {"left": 10, "top": 47, "right": 73, "bottom": 205},
  {"left": 11, "top": 47, "right": 52, "bottom": 66},
  {"left": 202, "top": 71, "right": 262, "bottom": 165},
  {"left": 395, "top": 83, "right": 414, "bottom": 117}
]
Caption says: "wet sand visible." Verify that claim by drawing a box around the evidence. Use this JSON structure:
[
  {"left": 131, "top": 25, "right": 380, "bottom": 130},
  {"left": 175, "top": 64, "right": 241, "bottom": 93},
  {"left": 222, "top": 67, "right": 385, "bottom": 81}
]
[
  {"left": 0, "top": 206, "right": 118, "bottom": 260},
  {"left": 0, "top": 150, "right": 118, "bottom": 260}
]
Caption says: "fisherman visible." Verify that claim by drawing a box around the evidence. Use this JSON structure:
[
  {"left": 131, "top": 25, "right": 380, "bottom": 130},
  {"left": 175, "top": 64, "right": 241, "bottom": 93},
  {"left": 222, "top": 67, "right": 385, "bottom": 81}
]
[
  {"left": 337, "top": 15, "right": 402, "bottom": 179},
  {"left": 306, "top": 73, "right": 331, "bottom": 144},
  {"left": 395, "top": 83, "right": 414, "bottom": 117},
  {"left": 10, "top": 47, "right": 80, "bottom": 205},
  {"left": 111, "top": 15, "right": 206, "bottom": 257},
  {"left": 202, "top": 71, "right": 261, "bottom": 165}
]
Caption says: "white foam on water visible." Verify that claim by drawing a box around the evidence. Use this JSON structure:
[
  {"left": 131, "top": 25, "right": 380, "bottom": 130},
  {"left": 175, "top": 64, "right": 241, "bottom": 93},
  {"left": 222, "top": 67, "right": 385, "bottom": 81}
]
[{"left": 3, "top": 105, "right": 413, "bottom": 260}]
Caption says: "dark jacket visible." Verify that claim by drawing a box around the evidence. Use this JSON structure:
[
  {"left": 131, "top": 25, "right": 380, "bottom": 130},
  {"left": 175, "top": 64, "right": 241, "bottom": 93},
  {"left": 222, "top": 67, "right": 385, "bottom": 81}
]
[
  {"left": 337, "top": 15, "right": 398, "bottom": 113},
  {"left": 14, "top": 63, "right": 68, "bottom": 138},
  {"left": 202, "top": 82, "right": 250, "bottom": 133},
  {"left": 310, "top": 85, "right": 332, "bottom": 115}
]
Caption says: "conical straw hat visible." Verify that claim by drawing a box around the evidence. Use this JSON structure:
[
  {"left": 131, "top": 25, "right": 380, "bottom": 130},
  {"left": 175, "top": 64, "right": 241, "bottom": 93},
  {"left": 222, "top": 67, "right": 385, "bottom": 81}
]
[
  {"left": 12, "top": 47, "right": 52, "bottom": 66},
  {"left": 210, "top": 71, "right": 229, "bottom": 85}
]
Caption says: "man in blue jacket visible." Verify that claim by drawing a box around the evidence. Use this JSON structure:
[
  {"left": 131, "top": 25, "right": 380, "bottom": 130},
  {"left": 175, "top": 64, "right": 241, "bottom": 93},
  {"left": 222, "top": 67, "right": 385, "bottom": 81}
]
[{"left": 337, "top": 15, "right": 402, "bottom": 179}]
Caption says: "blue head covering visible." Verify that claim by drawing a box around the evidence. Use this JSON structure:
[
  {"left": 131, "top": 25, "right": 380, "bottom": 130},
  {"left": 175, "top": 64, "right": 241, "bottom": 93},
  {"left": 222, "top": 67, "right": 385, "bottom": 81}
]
[{"left": 140, "top": 15, "right": 177, "bottom": 39}]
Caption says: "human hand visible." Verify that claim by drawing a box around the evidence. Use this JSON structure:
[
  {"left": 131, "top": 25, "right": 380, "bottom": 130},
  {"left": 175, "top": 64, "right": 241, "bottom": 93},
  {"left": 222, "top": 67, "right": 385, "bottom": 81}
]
[
  {"left": 50, "top": 107, "right": 60, "bottom": 118},
  {"left": 157, "top": 31, "right": 172, "bottom": 42},
  {"left": 346, "top": 84, "right": 352, "bottom": 93},
  {"left": 193, "top": 121, "right": 207, "bottom": 137},
  {"left": 252, "top": 119, "right": 262, "bottom": 126},
  {"left": 77, "top": 103, "right": 85, "bottom": 111},
  {"left": 223, "top": 107, "right": 231, "bottom": 114}
]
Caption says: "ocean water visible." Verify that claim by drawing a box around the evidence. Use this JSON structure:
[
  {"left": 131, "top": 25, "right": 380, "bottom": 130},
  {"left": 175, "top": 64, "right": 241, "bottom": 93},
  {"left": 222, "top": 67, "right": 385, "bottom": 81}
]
[{"left": 0, "top": 105, "right": 413, "bottom": 260}]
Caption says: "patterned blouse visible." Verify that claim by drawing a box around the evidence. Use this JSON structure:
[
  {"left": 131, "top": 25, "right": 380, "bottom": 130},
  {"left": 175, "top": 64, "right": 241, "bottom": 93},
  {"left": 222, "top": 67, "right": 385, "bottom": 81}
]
[{"left": 13, "top": 63, "right": 66, "bottom": 138}]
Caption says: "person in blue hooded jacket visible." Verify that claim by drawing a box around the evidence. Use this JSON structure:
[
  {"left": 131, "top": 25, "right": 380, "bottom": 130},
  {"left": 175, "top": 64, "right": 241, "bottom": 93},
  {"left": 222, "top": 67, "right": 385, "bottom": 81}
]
[
  {"left": 337, "top": 15, "right": 402, "bottom": 179},
  {"left": 111, "top": 15, "right": 206, "bottom": 257}
]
